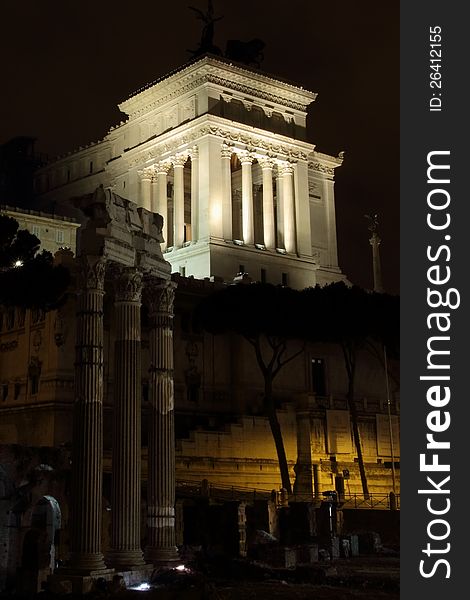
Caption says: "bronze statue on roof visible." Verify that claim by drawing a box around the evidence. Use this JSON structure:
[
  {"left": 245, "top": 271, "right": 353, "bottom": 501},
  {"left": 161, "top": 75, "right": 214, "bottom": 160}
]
[
  {"left": 188, "top": 0, "right": 223, "bottom": 57},
  {"left": 188, "top": 1, "right": 265, "bottom": 67}
]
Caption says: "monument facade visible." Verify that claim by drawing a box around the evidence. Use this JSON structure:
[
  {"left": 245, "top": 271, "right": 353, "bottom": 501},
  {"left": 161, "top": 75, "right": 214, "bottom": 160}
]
[{"left": 35, "top": 56, "right": 344, "bottom": 289}]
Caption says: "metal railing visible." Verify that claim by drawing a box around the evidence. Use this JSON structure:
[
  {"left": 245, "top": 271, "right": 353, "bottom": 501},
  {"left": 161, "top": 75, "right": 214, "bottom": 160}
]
[{"left": 176, "top": 480, "right": 400, "bottom": 509}]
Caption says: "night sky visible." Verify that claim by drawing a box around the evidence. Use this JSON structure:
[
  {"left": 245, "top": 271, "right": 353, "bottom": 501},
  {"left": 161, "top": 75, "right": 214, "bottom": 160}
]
[{"left": 1, "top": 1, "right": 399, "bottom": 293}]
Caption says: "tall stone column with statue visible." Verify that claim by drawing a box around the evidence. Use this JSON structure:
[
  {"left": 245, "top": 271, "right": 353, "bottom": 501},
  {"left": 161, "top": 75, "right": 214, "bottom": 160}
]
[
  {"left": 144, "top": 280, "right": 179, "bottom": 564},
  {"left": 68, "top": 256, "right": 108, "bottom": 573},
  {"left": 107, "top": 267, "right": 145, "bottom": 570}
]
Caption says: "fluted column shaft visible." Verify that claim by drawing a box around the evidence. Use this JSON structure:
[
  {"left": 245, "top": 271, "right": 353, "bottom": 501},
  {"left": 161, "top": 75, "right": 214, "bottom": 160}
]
[
  {"left": 156, "top": 163, "right": 171, "bottom": 251},
  {"left": 173, "top": 157, "right": 186, "bottom": 248},
  {"left": 275, "top": 169, "right": 284, "bottom": 248},
  {"left": 107, "top": 268, "right": 145, "bottom": 570},
  {"left": 281, "top": 164, "right": 296, "bottom": 254},
  {"left": 259, "top": 159, "right": 275, "bottom": 249},
  {"left": 369, "top": 232, "right": 384, "bottom": 293},
  {"left": 221, "top": 145, "right": 233, "bottom": 241},
  {"left": 69, "top": 256, "right": 107, "bottom": 573},
  {"left": 141, "top": 175, "right": 152, "bottom": 211},
  {"left": 145, "top": 281, "right": 178, "bottom": 564},
  {"left": 151, "top": 178, "right": 158, "bottom": 214},
  {"left": 190, "top": 148, "right": 199, "bottom": 242},
  {"left": 240, "top": 154, "right": 254, "bottom": 245}
]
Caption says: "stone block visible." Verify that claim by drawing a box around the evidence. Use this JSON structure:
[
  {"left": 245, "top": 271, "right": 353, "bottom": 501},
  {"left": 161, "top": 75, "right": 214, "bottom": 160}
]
[
  {"left": 358, "top": 531, "right": 382, "bottom": 554},
  {"left": 296, "top": 543, "right": 319, "bottom": 565},
  {"left": 262, "top": 545, "right": 297, "bottom": 569},
  {"left": 344, "top": 534, "right": 359, "bottom": 556},
  {"left": 329, "top": 536, "right": 340, "bottom": 559}
]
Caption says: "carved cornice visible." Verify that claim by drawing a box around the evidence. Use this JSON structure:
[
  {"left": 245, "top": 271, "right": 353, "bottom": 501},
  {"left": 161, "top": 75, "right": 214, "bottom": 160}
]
[
  {"left": 308, "top": 162, "right": 335, "bottom": 176},
  {"left": 114, "top": 268, "right": 143, "bottom": 303},
  {"left": 119, "top": 58, "right": 316, "bottom": 119},
  {"left": 125, "top": 121, "right": 313, "bottom": 168}
]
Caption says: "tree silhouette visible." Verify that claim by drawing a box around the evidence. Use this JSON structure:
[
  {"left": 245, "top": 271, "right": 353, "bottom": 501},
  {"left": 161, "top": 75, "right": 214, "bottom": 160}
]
[
  {"left": 195, "top": 282, "right": 307, "bottom": 494},
  {"left": 302, "top": 282, "right": 399, "bottom": 498},
  {"left": 0, "top": 214, "right": 70, "bottom": 310}
]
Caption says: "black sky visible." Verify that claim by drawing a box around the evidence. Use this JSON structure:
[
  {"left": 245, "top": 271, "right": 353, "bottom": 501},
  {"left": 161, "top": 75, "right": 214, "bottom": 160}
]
[{"left": 1, "top": 0, "right": 399, "bottom": 293}]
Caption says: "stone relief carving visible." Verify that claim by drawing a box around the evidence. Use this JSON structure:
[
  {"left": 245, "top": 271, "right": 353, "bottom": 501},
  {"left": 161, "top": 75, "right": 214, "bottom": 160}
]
[
  {"left": 54, "top": 309, "right": 68, "bottom": 347},
  {"left": 308, "top": 162, "right": 335, "bottom": 176},
  {"left": 181, "top": 97, "right": 196, "bottom": 121}
]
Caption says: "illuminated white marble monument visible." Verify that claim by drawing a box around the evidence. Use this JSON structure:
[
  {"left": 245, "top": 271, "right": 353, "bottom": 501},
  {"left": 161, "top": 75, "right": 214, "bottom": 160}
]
[{"left": 36, "top": 56, "right": 344, "bottom": 289}]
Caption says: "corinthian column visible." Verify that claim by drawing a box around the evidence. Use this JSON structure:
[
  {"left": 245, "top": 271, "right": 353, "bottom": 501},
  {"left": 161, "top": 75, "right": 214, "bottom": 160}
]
[
  {"left": 189, "top": 146, "right": 199, "bottom": 242},
  {"left": 151, "top": 176, "right": 159, "bottom": 214},
  {"left": 258, "top": 158, "right": 275, "bottom": 250},
  {"left": 173, "top": 154, "right": 186, "bottom": 249},
  {"left": 221, "top": 144, "right": 233, "bottom": 241},
  {"left": 280, "top": 163, "right": 296, "bottom": 254},
  {"left": 107, "top": 268, "right": 145, "bottom": 570},
  {"left": 139, "top": 168, "right": 153, "bottom": 211},
  {"left": 275, "top": 166, "right": 284, "bottom": 249},
  {"left": 156, "top": 162, "right": 172, "bottom": 251},
  {"left": 239, "top": 151, "right": 254, "bottom": 245},
  {"left": 144, "top": 280, "right": 179, "bottom": 564},
  {"left": 69, "top": 256, "right": 107, "bottom": 573}
]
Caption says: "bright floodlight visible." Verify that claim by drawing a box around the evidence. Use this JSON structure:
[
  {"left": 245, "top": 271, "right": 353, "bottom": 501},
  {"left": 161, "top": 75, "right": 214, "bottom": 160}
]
[
  {"left": 131, "top": 582, "right": 150, "bottom": 591},
  {"left": 176, "top": 564, "right": 185, "bottom": 571},
  {"left": 14, "top": 260, "right": 23, "bottom": 267}
]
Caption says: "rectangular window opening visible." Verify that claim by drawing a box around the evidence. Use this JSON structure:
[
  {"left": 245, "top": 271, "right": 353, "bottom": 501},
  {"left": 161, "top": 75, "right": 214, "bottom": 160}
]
[{"left": 311, "top": 357, "right": 326, "bottom": 397}]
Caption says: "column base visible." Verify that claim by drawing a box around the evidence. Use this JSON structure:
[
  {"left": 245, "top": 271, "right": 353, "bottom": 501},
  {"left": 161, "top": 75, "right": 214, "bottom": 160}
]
[
  {"left": 145, "top": 546, "right": 180, "bottom": 567},
  {"left": 106, "top": 549, "right": 146, "bottom": 571},
  {"left": 66, "top": 552, "right": 108, "bottom": 573}
]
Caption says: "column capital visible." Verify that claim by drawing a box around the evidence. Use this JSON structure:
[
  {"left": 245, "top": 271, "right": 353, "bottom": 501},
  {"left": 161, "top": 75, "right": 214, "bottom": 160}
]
[
  {"left": 278, "top": 162, "right": 295, "bottom": 176},
  {"left": 143, "top": 279, "right": 177, "bottom": 317},
  {"left": 237, "top": 150, "right": 255, "bottom": 165},
  {"left": 138, "top": 166, "right": 154, "bottom": 180},
  {"left": 77, "top": 256, "right": 106, "bottom": 292},
  {"left": 156, "top": 161, "right": 172, "bottom": 176},
  {"left": 221, "top": 143, "right": 233, "bottom": 160},
  {"left": 369, "top": 232, "right": 382, "bottom": 247},
  {"left": 113, "top": 267, "right": 143, "bottom": 303},
  {"left": 188, "top": 145, "right": 199, "bottom": 160},
  {"left": 258, "top": 156, "right": 275, "bottom": 170},
  {"left": 172, "top": 153, "right": 188, "bottom": 168}
]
